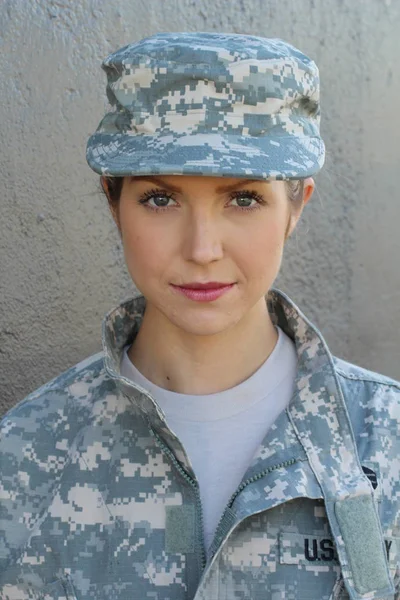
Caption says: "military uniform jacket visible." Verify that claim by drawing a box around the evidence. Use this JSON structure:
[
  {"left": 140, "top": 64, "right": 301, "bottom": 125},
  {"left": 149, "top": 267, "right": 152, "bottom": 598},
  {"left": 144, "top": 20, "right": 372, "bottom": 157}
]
[{"left": 0, "top": 289, "right": 399, "bottom": 600}]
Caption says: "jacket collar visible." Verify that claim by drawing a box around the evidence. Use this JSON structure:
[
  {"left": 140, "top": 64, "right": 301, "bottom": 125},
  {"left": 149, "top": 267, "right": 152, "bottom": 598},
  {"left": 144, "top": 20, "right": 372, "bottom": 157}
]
[
  {"left": 101, "top": 286, "right": 328, "bottom": 434},
  {"left": 101, "top": 286, "right": 349, "bottom": 456},
  {"left": 101, "top": 286, "right": 357, "bottom": 486},
  {"left": 101, "top": 286, "right": 324, "bottom": 473},
  {"left": 101, "top": 286, "right": 350, "bottom": 483}
]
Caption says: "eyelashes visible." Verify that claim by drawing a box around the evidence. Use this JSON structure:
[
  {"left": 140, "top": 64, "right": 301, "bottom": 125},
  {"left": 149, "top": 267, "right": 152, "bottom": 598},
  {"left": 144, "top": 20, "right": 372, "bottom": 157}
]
[
  {"left": 137, "top": 188, "right": 177, "bottom": 210},
  {"left": 137, "top": 187, "right": 267, "bottom": 212}
]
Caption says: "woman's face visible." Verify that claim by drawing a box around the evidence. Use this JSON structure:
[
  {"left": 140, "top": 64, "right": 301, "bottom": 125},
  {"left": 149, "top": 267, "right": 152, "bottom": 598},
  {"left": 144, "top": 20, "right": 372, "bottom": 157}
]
[{"left": 110, "top": 174, "right": 313, "bottom": 336}]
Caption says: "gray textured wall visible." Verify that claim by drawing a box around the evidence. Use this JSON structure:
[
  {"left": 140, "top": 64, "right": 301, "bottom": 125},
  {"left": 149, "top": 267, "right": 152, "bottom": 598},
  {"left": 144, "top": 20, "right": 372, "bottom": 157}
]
[{"left": 1, "top": 0, "right": 399, "bottom": 415}]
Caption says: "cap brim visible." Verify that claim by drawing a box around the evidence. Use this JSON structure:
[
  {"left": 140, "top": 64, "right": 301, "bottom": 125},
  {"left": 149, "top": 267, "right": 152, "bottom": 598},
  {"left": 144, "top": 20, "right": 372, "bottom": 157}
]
[{"left": 86, "top": 131, "right": 325, "bottom": 180}]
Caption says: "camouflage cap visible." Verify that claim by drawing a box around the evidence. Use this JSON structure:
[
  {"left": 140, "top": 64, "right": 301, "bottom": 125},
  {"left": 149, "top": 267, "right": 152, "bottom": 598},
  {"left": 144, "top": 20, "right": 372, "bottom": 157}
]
[{"left": 86, "top": 31, "right": 325, "bottom": 180}]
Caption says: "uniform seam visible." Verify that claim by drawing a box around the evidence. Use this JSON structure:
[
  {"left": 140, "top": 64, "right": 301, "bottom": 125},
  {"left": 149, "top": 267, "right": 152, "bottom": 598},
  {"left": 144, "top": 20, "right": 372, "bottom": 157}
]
[
  {"left": 93, "top": 131, "right": 322, "bottom": 140},
  {"left": 335, "top": 369, "right": 400, "bottom": 390},
  {"left": 104, "top": 54, "right": 303, "bottom": 68},
  {"left": 111, "top": 109, "right": 310, "bottom": 119}
]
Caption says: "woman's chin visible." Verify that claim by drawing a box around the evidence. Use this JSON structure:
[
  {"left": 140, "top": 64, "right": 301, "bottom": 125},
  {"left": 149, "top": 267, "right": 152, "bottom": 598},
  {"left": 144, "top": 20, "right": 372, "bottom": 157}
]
[{"left": 167, "top": 309, "right": 241, "bottom": 337}]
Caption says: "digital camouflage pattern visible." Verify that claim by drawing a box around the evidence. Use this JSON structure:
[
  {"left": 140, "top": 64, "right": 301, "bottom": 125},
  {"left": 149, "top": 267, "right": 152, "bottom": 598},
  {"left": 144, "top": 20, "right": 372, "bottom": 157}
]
[
  {"left": 0, "top": 288, "right": 399, "bottom": 600},
  {"left": 86, "top": 32, "right": 325, "bottom": 180}
]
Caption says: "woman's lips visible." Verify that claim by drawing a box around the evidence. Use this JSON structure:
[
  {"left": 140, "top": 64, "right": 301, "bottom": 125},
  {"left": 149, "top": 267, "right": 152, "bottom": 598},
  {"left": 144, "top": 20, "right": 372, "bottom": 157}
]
[{"left": 170, "top": 282, "right": 236, "bottom": 302}]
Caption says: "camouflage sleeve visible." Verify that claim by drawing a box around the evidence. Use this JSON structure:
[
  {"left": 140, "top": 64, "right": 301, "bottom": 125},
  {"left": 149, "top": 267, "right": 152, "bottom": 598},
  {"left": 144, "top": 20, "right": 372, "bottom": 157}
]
[{"left": 0, "top": 386, "right": 78, "bottom": 575}]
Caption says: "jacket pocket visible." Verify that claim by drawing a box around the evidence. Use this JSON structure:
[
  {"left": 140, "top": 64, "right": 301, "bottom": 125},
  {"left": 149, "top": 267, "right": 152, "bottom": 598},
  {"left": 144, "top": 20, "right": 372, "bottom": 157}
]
[
  {"left": 38, "top": 576, "right": 77, "bottom": 600},
  {"left": 278, "top": 531, "right": 342, "bottom": 600}
]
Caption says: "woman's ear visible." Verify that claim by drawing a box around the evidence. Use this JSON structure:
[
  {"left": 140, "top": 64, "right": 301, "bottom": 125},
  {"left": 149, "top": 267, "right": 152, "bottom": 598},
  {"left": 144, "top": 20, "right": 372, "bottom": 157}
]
[
  {"left": 284, "top": 177, "right": 315, "bottom": 240},
  {"left": 302, "top": 177, "right": 315, "bottom": 206}
]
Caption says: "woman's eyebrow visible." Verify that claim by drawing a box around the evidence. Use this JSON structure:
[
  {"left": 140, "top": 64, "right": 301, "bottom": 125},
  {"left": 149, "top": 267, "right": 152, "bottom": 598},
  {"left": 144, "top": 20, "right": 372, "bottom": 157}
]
[
  {"left": 216, "top": 179, "right": 267, "bottom": 192},
  {"left": 129, "top": 176, "right": 266, "bottom": 193}
]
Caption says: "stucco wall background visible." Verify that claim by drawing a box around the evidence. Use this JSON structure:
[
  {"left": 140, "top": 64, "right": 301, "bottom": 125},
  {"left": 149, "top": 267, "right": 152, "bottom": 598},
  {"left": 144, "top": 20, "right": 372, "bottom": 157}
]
[{"left": 0, "top": 0, "right": 399, "bottom": 415}]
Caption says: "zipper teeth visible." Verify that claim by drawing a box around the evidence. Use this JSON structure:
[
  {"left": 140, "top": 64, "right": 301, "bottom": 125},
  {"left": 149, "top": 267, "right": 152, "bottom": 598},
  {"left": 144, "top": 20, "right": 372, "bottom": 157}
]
[
  {"left": 228, "top": 457, "right": 298, "bottom": 506},
  {"left": 149, "top": 425, "right": 207, "bottom": 570},
  {"left": 213, "top": 457, "right": 298, "bottom": 535},
  {"left": 149, "top": 419, "right": 297, "bottom": 571}
]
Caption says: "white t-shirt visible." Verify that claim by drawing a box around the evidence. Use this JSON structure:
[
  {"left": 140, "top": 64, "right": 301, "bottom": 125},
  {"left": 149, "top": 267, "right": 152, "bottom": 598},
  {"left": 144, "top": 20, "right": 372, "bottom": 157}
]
[{"left": 120, "top": 325, "right": 298, "bottom": 553}]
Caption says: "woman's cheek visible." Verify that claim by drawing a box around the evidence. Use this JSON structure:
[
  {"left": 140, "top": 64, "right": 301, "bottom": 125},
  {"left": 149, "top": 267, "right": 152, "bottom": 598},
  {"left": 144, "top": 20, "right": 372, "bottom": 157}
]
[
  {"left": 123, "top": 228, "right": 170, "bottom": 282},
  {"left": 246, "top": 228, "right": 285, "bottom": 281}
]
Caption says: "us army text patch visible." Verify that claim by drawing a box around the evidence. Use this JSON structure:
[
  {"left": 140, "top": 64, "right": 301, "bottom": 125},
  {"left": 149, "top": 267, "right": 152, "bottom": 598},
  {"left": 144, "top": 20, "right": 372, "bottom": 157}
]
[{"left": 279, "top": 532, "right": 338, "bottom": 565}]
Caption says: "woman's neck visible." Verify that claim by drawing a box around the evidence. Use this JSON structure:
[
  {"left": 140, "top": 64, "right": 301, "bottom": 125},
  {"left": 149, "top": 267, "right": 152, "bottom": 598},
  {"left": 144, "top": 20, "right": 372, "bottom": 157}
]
[{"left": 127, "top": 297, "right": 278, "bottom": 395}]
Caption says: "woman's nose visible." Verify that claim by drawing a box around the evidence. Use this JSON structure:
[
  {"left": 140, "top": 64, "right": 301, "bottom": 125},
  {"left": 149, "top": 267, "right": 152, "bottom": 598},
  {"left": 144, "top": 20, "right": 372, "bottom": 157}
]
[{"left": 182, "top": 213, "right": 224, "bottom": 265}]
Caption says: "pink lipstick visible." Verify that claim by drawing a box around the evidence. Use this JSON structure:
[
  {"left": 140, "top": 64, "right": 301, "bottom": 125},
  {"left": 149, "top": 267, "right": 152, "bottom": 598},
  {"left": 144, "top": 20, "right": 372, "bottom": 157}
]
[{"left": 170, "top": 282, "right": 235, "bottom": 302}]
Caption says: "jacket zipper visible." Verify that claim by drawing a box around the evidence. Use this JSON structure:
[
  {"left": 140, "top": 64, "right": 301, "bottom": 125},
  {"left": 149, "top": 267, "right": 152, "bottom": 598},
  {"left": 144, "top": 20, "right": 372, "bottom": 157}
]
[
  {"left": 210, "top": 457, "right": 298, "bottom": 557},
  {"left": 227, "top": 457, "right": 297, "bottom": 508},
  {"left": 149, "top": 425, "right": 207, "bottom": 571},
  {"left": 149, "top": 415, "right": 298, "bottom": 572}
]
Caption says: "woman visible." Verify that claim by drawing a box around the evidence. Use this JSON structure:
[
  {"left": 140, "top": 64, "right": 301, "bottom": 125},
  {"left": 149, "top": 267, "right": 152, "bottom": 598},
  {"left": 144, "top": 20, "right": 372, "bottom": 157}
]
[{"left": 0, "top": 32, "right": 398, "bottom": 600}]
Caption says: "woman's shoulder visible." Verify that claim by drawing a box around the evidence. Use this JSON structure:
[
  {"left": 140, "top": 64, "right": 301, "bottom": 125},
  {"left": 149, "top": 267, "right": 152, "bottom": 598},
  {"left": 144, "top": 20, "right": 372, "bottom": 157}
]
[
  {"left": 332, "top": 355, "right": 400, "bottom": 390},
  {"left": 0, "top": 351, "right": 116, "bottom": 472},
  {"left": 332, "top": 355, "right": 399, "bottom": 441},
  {"left": 1, "top": 351, "right": 107, "bottom": 428}
]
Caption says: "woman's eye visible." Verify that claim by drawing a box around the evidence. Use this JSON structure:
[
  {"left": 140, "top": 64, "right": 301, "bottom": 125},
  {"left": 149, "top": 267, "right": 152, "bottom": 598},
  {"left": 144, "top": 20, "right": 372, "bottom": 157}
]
[
  {"left": 138, "top": 189, "right": 177, "bottom": 209},
  {"left": 137, "top": 188, "right": 265, "bottom": 211},
  {"left": 231, "top": 196, "right": 256, "bottom": 208},
  {"left": 148, "top": 194, "right": 174, "bottom": 207},
  {"left": 228, "top": 191, "right": 265, "bottom": 209}
]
